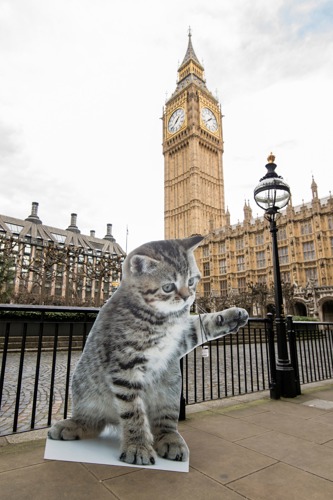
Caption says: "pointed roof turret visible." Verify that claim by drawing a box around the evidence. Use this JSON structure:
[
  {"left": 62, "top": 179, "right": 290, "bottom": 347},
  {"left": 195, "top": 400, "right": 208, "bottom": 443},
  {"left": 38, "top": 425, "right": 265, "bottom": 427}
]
[
  {"left": 225, "top": 206, "right": 230, "bottom": 226},
  {"left": 179, "top": 27, "right": 203, "bottom": 70},
  {"left": 243, "top": 200, "right": 252, "bottom": 222},
  {"left": 177, "top": 28, "right": 205, "bottom": 83},
  {"left": 168, "top": 29, "right": 212, "bottom": 100},
  {"left": 311, "top": 175, "right": 318, "bottom": 199}
]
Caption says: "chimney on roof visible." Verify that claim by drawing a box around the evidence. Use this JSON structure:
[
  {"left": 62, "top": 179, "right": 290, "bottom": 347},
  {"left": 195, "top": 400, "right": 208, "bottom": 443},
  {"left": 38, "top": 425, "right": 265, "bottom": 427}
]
[
  {"left": 90, "top": 230, "right": 96, "bottom": 238},
  {"left": 25, "top": 201, "right": 42, "bottom": 224},
  {"left": 67, "top": 213, "right": 80, "bottom": 233},
  {"left": 104, "top": 223, "right": 115, "bottom": 242}
]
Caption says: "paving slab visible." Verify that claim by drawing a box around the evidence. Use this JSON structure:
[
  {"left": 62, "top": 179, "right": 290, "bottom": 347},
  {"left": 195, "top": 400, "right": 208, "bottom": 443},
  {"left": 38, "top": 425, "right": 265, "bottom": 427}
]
[
  {"left": 181, "top": 426, "right": 276, "bottom": 484},
  {"left": 103, "top": 467, "right": 245, "bottom": 500},
  {"left": 184, "top": 410, "right": 268, "bottom": 441},
  {"left": 238, "top": 430, "right": 333, "bottom": 482},
  {"left": 0, "top": 439, "right": 45, "bottom": 473},
  {"left": 0, "top": 460, "right": 118, "bottom": 500},
  {"left": 303, "top": 398, "right": 333, "bottom": 410},
  {"left": 242, "top": 404, "right": 333, "bottom": 444},
  {"left": 229, "top": 461, "right": 333, "bottom": 500},
  {"left": 264, "top": 398, "right": 330, "bottom": 418}
]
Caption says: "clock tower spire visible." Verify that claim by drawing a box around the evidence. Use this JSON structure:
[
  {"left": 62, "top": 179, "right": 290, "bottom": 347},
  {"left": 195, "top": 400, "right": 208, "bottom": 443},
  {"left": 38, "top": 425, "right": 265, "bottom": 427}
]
[{"left": 163, "top": 32, "right": 226, "bottom": 239}]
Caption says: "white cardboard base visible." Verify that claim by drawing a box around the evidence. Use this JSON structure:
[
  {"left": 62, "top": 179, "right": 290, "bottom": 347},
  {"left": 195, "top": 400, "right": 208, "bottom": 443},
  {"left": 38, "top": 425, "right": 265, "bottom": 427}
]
[{"left": 44, "top": 429, "right": 189, "bottom": 473}]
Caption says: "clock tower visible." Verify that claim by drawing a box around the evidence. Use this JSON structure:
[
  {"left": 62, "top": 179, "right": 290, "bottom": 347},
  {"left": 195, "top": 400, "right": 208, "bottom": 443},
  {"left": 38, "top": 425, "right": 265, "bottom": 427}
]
[{"left": 163, "top": 31, "right": 226, "bottom": 239}]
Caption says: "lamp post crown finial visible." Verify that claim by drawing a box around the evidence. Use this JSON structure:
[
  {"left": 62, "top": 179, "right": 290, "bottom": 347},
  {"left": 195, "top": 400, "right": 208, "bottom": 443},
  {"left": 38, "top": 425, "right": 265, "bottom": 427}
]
[{"left": 267, "top": 152, "right": 275, "bottom": 163}]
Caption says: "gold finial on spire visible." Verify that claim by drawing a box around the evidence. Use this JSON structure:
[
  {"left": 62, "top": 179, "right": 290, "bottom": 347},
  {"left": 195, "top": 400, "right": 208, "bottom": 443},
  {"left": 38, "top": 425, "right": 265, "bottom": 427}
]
[
  {"left": 267, "top": 152, "right": 275, "bottom": 163},
  {"left": 188, "top": 26, "right": 192, "bottom": 37}
]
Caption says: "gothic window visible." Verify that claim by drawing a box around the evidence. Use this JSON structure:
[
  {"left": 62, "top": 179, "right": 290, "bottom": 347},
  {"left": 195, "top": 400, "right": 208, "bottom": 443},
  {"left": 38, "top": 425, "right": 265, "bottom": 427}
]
[
  {"left": 203, "top": 282, "right": 211, "bottom": 297},
  {"left": 220, "top": 280, "right": 227, "bottom": 296},
  {"left": 237, "top": 277, "right": 246, "bottom": 293},
  {"left": 330, "top": 237, "right": 333, "bottom": 255},
  {"left": 237, "top": 255, "right": 245, "bottom": 271},
  {"left": 278, "top": 246, "right": 289, "bottom": 264},
  {"left": 328, "top": 217, "right": 333, "bottom": 230},
  {"left": 203, "top": 262, "right": 210, "bottom": 276},
  {"left": 236, "top": 238, "right": 244, "bottom": 250},
  {"left": 277, "top": 227, "right": 287, "bottom": 241},
  {"left": 202, "top": 245, "right": 209, "bottom": 257},
  {"left": 303, "top": 241, "right": 315, "bottom": 261},
  {"left": 301, "top": 221, "right": 313, "bottom": 235},
  {"left": 255, "top": 233, "right": 264, "bottom": 245},
  {"left": 256, "top": 251, "right": 266, "bottom": 269},
  {"left": 219, "top": 259, "right": 226, "bottom": 274},
  {"left": 281, "top": 271, "right": 291, "bottom": 283},
  {"left": 305, "top": 267, "right": 318, "bottom": 284},
  {"left": 219, "top": 242, "right": 226, "bottom": 254}
]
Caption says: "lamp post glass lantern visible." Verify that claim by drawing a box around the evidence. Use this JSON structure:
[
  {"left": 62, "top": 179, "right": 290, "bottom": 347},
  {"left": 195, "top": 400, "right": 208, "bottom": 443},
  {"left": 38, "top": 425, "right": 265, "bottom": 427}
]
[
  {"left": 254, "top": 154, "right": 291, "bottom": 214},
  {"left": 254, "top": 154, "right": 299, "bottom": 399}
]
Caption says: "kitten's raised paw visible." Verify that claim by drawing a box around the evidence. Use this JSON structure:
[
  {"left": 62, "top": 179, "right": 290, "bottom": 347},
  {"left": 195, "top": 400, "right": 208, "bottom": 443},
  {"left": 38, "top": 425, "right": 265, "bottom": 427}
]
[
  {"left": 120, "top": 444, "right": 156, "bottom": 465},
  {"left": 155, "top": 432, "right": 189, "bottom": 461},
  {"left": 48, "top": 419, "right": 83, "bottom": 441}
]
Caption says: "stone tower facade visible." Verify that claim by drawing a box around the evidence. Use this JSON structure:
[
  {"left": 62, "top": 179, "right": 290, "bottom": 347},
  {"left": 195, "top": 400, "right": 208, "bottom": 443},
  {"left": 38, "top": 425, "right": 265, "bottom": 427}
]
[{"left": 163, "top": 32, "right": 225, "bottom": 239}]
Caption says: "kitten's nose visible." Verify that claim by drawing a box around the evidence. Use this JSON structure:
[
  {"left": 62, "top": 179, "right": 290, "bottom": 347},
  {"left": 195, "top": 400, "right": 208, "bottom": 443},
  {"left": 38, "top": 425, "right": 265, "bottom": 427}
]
[{"left": 178, "top": 287, "right": 190, "bottom": 301}]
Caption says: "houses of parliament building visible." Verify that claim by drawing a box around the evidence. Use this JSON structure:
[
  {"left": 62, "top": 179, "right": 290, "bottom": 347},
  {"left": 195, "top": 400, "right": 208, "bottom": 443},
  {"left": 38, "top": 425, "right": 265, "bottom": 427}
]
[{"left": 163, "top": 32, "right": 333, "bottom": 322}]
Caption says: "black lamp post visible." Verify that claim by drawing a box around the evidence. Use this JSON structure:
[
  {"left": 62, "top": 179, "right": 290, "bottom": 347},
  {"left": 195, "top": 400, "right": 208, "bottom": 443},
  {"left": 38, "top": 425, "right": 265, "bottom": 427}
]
[{"left": 254, "top": 153, "right": 298, "bottom": 399}]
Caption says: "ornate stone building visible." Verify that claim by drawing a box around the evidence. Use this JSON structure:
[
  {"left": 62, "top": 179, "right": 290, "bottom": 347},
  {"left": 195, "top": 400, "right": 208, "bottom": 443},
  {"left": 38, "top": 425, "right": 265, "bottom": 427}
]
[
  {"left": 0, "top": 202, "right": 125, "bottom": 306},
  {"left": 163, "top": 33, "right": 333, "bottom": 321}
]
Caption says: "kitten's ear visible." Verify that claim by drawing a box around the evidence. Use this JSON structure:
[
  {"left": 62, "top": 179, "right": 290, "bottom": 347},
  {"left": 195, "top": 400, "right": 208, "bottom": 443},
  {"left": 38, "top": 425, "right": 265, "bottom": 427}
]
[
  {"left": 130, "top": 254, "right": 160, "bottom": 275},
  {"left": 182, "top": 235, "right": 204, "bottom": 251}
]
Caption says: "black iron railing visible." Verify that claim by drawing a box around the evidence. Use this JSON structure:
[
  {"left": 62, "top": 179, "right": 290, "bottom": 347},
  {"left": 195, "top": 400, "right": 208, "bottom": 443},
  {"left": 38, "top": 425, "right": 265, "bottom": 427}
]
[
  {"left": 292, "top": 321, "right": 333, "bottom": 384},
  {"left": 1, "top": 304, "right": 333, "bottom": 436},
  {"left": 182, "top": 318, "right": 271, "bottom": 404},
  {"left": 0, "top": 305, "right": 98, "bottom": 435}
]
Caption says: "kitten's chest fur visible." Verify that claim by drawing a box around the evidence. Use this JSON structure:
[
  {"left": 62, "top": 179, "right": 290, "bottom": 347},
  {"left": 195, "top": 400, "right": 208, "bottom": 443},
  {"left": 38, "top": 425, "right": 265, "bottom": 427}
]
[{"left": 143, "top": 321, "right": 184, "bottom": 371}]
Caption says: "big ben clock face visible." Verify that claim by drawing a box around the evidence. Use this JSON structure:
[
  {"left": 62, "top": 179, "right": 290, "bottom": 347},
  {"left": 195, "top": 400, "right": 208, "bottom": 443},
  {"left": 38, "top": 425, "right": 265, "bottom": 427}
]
[
  {"left": 201, "top": 107, "right": 218, "bottom": 132},
  {"left": 168, "top": 108, "right": 185, "bottom": 134}
]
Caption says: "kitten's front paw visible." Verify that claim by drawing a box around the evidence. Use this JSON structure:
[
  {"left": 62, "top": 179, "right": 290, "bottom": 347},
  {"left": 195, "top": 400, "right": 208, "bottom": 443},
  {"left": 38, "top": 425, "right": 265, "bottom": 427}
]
[
  {"left": 48, "top": 419, "right": 83, "bottom": 441},
  {"left": 216, "top": 307, "right": 248, "bottom": 333},
  {"left": 120, "top": 444, "right": 156, "bottom": 465},
  {"left": 155, "top": 432, "right": 189, "bottom": 461}
]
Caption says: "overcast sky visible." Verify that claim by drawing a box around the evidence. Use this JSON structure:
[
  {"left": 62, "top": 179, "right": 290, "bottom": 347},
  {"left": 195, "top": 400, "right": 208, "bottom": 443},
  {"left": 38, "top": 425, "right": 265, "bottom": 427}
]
[{"left": 1, "top": 0, "right": 333, "bottom": 252}]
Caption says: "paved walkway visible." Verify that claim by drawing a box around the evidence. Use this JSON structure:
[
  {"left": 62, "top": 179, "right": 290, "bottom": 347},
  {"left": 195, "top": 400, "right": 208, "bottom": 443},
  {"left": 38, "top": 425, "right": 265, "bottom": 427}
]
[{"left": 1, "top": 380, "right": 333, "bottom": 500}]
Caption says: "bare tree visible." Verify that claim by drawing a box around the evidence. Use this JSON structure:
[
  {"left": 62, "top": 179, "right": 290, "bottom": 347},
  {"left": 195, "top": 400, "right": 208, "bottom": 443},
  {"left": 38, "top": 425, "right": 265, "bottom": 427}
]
[{"left": 0, "top": 235, "right": 16, "bottom": 302}]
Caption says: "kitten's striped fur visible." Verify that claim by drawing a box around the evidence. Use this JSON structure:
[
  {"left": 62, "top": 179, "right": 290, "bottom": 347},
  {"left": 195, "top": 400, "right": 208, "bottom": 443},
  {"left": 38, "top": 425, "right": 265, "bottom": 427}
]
[{"left": 48, "top": 236, "right": 248, "bottom": 465}]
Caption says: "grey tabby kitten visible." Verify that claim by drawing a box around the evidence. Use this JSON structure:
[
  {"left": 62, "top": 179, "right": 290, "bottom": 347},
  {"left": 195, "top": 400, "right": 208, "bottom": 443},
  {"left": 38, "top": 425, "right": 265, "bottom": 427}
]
[{"left": 49, "top": 236, "right": 248, "bottom": 465}]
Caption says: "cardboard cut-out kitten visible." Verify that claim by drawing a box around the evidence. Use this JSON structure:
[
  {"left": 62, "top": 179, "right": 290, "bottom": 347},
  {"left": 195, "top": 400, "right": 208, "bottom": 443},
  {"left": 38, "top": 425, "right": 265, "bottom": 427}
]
[{"left": 49, "top": 236, "right": 248, "bottom": 465}]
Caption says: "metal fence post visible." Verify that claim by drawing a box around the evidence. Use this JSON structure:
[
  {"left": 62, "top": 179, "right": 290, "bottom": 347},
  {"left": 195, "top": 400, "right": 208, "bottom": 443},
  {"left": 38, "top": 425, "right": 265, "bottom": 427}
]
[
  {"left": 287, "top": 315, "right": 301, "bottom": 395},
  {"left": 179, "top": 357, "right": 186, "bottom": 420},
  {"left": 267, "top": 312, "right": 279, "bottom": 399}
]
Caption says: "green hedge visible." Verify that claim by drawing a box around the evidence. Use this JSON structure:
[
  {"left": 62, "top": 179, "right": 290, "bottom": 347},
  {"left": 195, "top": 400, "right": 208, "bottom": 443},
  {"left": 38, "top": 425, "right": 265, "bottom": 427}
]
[{"left": 292, "top": 316, "right": 318, "bottom": 322}]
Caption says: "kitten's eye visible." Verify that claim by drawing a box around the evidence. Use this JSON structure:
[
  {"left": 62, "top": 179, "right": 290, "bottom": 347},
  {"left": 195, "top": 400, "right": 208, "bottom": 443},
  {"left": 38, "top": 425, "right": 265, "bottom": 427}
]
[
  {"left": 188, "top": 277, "right": 195, "bottom": 287},
  {"left": 162, "top": 283, "right": 176, "bottom": 293}
]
